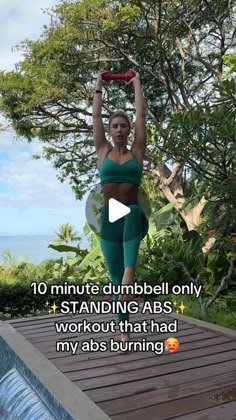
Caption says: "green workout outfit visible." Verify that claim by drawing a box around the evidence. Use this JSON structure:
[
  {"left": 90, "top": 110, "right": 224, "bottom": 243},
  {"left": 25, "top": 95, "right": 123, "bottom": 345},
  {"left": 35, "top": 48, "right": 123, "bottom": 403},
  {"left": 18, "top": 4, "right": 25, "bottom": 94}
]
[{"left": 98, "top": 148, "right": 149, "bottom": 321}]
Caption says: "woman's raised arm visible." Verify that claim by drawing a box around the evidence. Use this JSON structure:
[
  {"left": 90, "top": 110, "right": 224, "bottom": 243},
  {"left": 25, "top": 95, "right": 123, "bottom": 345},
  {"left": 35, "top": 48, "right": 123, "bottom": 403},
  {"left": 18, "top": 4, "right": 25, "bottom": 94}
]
[
  {"left": 128, "top": 71, "right": 146, "bottom": 159},
  {"left": 92, "top": 71, "right": 110, "bottom": 155}
]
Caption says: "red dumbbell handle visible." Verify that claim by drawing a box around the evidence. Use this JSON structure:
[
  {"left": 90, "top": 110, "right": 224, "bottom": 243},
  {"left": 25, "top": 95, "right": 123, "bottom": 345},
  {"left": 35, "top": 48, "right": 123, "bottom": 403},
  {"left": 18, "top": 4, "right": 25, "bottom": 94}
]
[{"left": 102, "top": 70, "right": 136, "bottom": 82}]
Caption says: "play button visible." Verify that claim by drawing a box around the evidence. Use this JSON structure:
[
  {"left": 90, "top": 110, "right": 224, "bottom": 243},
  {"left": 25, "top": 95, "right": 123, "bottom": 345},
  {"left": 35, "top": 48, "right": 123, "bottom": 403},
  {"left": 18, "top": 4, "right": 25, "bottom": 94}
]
[
  {"left": 109, "top": 198, "right": 131, "bottom": 223},
  {"left": 85, "top": 183, "right": 151, "bottom": 241}
]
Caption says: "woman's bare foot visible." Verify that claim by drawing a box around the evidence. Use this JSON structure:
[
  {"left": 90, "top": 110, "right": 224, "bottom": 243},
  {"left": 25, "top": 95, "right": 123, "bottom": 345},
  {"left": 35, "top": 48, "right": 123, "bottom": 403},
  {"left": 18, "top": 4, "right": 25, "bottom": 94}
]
[
  {"left": 117, "top": 332, "right": 130, "bottom": 355},
  {"left": 119, "top": 267, "right": 135, "bottom": 302},
  {"left": 119, "top": 291, "right": 134, "bottom": 302},
  {"left": 121, "top": 332, "right": 130, "bottom": 343}
]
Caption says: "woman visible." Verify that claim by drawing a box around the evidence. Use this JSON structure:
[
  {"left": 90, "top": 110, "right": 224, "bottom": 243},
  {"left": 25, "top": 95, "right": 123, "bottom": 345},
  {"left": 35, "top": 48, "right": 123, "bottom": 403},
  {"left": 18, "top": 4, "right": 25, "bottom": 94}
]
[{"left": 92, "top": 69, "right": 148, "bottom": 347}]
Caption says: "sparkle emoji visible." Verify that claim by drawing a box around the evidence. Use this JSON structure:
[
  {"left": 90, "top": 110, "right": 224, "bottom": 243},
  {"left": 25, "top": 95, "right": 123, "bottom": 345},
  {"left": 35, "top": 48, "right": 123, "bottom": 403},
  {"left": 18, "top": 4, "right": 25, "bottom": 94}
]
[
  {"left": 50, "top": 301, "right": 59, "bottom": 314},
  {"left": 164, "top": 337, "right": 180, "bottom": 353},
  {"left": 178, "top": 302, "right": 187, "bottom": 314}
]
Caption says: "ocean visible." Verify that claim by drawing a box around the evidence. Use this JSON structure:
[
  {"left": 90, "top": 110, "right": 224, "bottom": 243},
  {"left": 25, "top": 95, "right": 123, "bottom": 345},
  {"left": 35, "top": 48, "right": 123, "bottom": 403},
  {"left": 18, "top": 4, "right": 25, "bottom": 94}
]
[{"left": 0, "top": 236, "right": 89, "bottom": 265}]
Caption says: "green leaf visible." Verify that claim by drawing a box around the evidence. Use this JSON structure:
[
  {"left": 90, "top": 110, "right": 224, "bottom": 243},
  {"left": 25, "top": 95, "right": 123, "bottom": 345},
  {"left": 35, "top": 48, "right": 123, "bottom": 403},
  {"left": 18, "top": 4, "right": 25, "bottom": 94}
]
[
  {"left": 78, "top": 243, "right": 102, "bottom": 271},
  {"left": 152, "top": 203, "right": 174, "bottom": 231},
  {"left": 48, "top": 244, "right": 80, "bottom": 254}
]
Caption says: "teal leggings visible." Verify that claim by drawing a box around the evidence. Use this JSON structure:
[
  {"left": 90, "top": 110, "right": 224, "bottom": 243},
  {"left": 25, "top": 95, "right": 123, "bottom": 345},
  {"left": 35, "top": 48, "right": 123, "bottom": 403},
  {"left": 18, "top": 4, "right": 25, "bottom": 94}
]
[{"left": 100, "top": 204, "right": 149, "bottom": 321}]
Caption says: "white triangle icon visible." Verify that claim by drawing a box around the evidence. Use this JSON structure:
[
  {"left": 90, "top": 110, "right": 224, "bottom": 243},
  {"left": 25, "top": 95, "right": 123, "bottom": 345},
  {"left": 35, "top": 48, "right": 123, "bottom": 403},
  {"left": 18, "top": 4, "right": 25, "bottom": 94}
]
[{"left": 108, "top": 198, "right": 131, "bottom": 223}]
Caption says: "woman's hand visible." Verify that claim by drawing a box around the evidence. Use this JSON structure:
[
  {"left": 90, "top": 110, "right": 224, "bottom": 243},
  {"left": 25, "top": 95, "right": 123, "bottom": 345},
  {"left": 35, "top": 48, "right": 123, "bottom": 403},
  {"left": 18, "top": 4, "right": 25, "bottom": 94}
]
[
  {"left": 97, "top": 70, "right": 111, "bottom": 85},
  {"left": 125, "top": 69, "right": 140, "bottom": 85}
]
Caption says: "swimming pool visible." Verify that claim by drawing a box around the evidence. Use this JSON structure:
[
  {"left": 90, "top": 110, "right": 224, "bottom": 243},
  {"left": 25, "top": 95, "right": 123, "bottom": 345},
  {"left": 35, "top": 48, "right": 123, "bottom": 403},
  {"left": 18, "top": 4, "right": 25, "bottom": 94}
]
[
  {"left": 0, "top": 320, "right": 111, "bottom": 420},
  {"left": 0, "top": 336, "right": 72, "bottom": 419}
]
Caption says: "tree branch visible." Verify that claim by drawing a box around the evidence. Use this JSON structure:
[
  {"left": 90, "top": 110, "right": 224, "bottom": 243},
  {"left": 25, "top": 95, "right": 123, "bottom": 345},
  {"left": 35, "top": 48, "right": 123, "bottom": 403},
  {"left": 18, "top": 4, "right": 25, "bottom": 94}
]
[
  {"left": 84, "top": 57, "right": 126, "bottom": 64},
  {"left": 206, "top": 258, "right": 235, "bottom": 309},
  {"left": 160, "top": 163, "right": 182, "bottom": 187}
]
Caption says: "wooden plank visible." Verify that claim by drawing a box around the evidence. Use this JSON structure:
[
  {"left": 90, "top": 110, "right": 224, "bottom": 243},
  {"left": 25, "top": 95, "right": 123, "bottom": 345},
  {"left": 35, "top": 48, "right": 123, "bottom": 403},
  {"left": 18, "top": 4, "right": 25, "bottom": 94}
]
[
  {"left": 110, "top": 385, "right": 236, "bottom": 420},
  {"left": 51, "top": 333, "right": 232, "bottom": 370},
  {"left": 8, "top": 313, "right": 83, "bottom": 328},
  {"left": 41, "top": 330, "right": 217, "bottom": 360},
  {"left": 11, "top": 313, "right": 185, "bottom": 334},
  {"left": 9, "top": 309, "right": 236, "bottom": 338},
  {"left": 7, "top": 312, "right": 68, "bottom": 324},
  {"left": 6, "top": 311, "right": 236, "bottom": 420},
  {"left": 61, "top": 341, "right": 236, "bottom": 379},
  {"left": 7, "top": 302, "right": 166, "bottom": 325},
  {"left": 72, "top": 346, "right": 236, "bottom": 387},
  {"left": 8, "top": 303, "right": 145, "bottom": 324},
  {"left": 28, "top": 324, "right": 197, "bottom": 353},
  {"left": 171, "top": 400, "right": 236, "bottom": 419},
  {"left": 21, "top": 321, "right": 189, "bottom": 345},
  {"left": 169, "top": 312, "right": 236, "bottom": 339},
  {"left": 48, "top": 330, "right": 219, "bottom": 363},
  {"left": 98, "top": 371, "right": 236, "bottom": 415},
  {"left": 9, "top": 309, "right": 161, "bottom": 327},
  {"left": 84, "top": 359, "right": 236, "bottom": 401},
  {"left": 68, "top": 348, "right": 236, "bottom": 387},
  {"left": 27, "top": 325, "right": 204, "bottom": 354},
  {"left": 18, "top": 315, "right": 186, "bottom": 341}
]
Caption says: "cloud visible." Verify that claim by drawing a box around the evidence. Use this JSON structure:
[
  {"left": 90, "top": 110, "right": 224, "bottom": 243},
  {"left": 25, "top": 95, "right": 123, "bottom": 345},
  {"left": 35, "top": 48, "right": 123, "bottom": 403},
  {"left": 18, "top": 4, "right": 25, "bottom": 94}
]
[
  {"left": 0, "top": 133, "right": 84, "bottom": 209},
  {"left": 0, "top": 132, "right": 42, "bottom": 152},
  {"left": 0, "top": 1, "right": 90, "bottom": 236},
  {"left": 0, "top": 0, "right": 57, "bottom": 71},
  {"left": 0, "top": 133, "right": 88, "bottom": 235}
]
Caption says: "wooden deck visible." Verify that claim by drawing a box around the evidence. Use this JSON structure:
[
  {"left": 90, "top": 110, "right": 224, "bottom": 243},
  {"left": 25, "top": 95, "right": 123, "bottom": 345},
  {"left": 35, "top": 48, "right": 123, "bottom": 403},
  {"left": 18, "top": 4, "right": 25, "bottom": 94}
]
[{"left": 7, "top": 308, "right": 236, "bottom": 420}]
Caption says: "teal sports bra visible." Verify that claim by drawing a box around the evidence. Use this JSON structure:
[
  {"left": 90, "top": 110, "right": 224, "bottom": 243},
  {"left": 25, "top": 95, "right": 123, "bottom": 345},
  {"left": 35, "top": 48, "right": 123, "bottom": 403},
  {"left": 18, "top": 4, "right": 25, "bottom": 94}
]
[{"left": 98, "top": 148, "right": 142, "bottom": 186}]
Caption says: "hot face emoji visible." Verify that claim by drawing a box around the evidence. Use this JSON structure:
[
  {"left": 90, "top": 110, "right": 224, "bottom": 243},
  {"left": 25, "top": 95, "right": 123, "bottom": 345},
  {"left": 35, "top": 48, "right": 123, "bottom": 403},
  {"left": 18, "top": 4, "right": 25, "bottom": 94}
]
[{"left": 164, "top": 337, "right": 180, "bottom": 353}]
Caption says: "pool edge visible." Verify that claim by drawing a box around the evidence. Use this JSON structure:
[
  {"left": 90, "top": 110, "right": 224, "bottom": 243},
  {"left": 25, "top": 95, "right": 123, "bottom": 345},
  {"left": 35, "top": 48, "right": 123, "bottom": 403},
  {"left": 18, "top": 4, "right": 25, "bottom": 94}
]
[{"left": 0, "top": 320, "right": 111, "bottom": 420}]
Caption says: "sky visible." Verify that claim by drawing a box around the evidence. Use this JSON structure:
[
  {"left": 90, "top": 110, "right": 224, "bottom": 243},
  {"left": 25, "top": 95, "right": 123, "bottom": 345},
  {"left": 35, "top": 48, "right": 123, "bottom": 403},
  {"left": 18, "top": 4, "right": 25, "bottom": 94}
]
[{"left": 0, "top": 0, "right": 88, "bottom": 236}]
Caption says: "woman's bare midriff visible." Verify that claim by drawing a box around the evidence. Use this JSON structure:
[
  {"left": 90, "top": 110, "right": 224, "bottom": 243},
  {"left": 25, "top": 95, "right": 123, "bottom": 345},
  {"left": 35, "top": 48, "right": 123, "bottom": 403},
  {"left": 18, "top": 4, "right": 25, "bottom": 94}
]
[{"left": 102, "top": 183, "right": 139, "bottom": 206}]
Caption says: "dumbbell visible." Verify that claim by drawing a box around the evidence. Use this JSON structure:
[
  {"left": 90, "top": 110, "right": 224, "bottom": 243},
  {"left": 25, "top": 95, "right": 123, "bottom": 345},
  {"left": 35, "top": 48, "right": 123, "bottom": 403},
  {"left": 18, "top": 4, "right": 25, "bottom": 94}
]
[{"left": 101, "top": 69, "right": 136, "bottom": 82}]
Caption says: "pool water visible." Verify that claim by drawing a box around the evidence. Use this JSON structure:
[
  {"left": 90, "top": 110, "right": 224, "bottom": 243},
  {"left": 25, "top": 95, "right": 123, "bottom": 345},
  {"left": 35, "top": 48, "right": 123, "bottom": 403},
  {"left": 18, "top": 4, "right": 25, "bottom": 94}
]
[
  {"left": 0, "top": 337, "right": 73, "bottom": 420},
  {"left": 0, "top": 368, "right": 55, "bottom": 419}
]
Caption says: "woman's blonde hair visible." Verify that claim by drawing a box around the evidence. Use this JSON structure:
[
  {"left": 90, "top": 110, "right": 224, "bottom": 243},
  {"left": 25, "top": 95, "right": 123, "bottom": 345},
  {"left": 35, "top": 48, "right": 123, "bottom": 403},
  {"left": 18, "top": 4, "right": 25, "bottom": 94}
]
[{"left": 108, "top": 110, "right": 131, "bottom": 130}]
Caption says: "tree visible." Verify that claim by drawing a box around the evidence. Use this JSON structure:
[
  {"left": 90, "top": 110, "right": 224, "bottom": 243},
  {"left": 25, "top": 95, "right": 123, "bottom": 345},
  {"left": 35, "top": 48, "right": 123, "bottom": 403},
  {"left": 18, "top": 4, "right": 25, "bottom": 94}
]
[
  {"left": 0, "top": 0, "right": 235, "bottom": 193},
  {"left": 52, "top": 223, "right": 81, "bottom": 245},
  {"left": 0, "top": 0, "right": 235, "bottom": 251}
]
